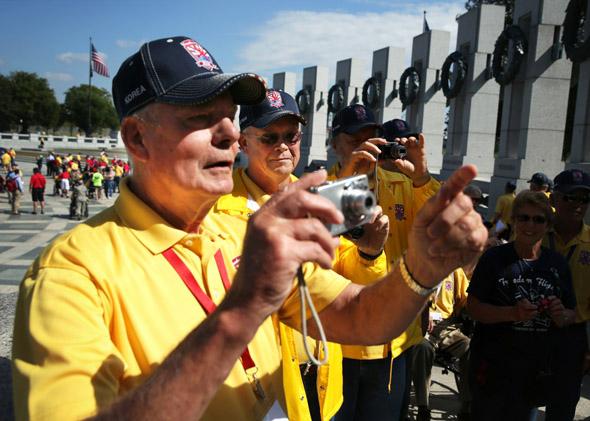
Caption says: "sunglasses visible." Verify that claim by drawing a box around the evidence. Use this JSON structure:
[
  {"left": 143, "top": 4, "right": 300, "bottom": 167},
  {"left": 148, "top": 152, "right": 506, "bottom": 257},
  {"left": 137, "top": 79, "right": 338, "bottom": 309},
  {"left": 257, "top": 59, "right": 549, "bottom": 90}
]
[
  {"left": 561, "top": 194, "right": 590, "bottom": 205},
  {"left": 515, "top": 214, "right": 547, "bottom": 224},
  {"left": 251, "top": 131, "right": 302, "bottom": 147}
]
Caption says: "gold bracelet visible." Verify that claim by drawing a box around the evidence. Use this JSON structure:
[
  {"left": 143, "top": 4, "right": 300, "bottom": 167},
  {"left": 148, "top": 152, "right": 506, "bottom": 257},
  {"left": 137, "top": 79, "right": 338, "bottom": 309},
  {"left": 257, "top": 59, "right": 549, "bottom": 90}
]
[{"left": 399, "top": 254, "right": 438, "bottom": 297}]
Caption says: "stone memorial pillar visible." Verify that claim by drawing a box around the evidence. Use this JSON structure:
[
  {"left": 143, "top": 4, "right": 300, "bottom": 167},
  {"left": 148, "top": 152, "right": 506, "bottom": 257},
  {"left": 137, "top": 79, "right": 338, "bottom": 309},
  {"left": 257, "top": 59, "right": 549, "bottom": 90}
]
[
  {"left": 363, "top": 46, "right": 405, "bottom": 124},
  {"left": 405, "top": 30, "right": 451, "bottom": 176},
  {"left": 272, "top": 72, "right": 297, "bottom": 96},
  {"left": 294, "top": 66, "right": 329, "bottom": 175},
  {"left": 326, "top": 58, "right": 366, "bottom": 168},
  {"left": 489, "top": 0, "right": 571, "bottom": 215},
  {"left": 566, "top": 0, "right": 590, "bottom": 173},
  {"left": 440, "top": 4, "right": 505, "bottom": 182}
]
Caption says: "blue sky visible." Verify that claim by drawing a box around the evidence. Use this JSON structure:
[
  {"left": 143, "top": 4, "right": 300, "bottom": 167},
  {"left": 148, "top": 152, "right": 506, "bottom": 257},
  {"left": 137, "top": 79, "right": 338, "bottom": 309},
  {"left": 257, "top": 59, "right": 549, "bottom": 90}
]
[{"left": 0, "top": 0, "right": 465, "bottom": 102}]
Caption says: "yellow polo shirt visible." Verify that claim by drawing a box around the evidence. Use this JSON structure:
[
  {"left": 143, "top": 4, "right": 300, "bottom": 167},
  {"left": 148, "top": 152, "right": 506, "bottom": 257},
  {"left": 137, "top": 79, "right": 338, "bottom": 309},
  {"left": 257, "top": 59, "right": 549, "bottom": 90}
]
[
  {"left": 543, "top": 225, "right": 590, "bottom": 322},
  {"left": 429, "top": 268, "right": 469, "bottom": 321},
  {"left": 329, "top": 165, "right": 441, "bottom": 357},
  {"left": 495, "top": 193, "right": 515, "bottom": 225},
  {"left": 12, "top": 177, "right": 350, "bottom": 421}
]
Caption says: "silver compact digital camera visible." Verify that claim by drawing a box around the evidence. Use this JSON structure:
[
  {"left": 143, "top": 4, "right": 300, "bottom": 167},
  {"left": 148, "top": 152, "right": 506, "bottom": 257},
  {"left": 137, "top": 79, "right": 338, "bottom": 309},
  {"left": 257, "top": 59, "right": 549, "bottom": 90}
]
[{"left": 309, "top": 174, "right": 376, "bottom": 236}]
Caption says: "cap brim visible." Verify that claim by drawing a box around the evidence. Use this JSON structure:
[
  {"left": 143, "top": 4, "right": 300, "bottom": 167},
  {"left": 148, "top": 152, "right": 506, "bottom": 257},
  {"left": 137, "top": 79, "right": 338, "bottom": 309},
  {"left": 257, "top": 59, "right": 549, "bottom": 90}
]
[
  {"left": 158, "top": 72, "right": 266, "bottom": 106},
  {"left": 251, "top": 111, "right": 307, "bottom": 129},
  {"left": 341, "top": 122, "right": 380, "bottom": 135},
  {"left": 554, "top": 185, "right": 590, "bottom": 193}
]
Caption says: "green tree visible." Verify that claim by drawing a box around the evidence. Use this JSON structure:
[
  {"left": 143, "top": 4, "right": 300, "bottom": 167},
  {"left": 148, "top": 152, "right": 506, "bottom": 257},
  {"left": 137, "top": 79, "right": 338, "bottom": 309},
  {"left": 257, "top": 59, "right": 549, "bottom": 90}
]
[
  {"left": 63, "top": 85, "right": 118, "bottom": 136},
  {"left": 0, "top": 74, "right": 14, "bottom": 131},
  {"left": 9, "top": 71, "right": 60, "bottom": 133},
  {"left": 465, "top": 0, "right": 515, "bottom": 26}
]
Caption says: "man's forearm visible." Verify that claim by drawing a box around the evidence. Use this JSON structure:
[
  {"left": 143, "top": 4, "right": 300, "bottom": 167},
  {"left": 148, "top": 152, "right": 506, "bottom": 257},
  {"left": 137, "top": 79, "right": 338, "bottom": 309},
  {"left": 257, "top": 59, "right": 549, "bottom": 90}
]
[
  {"left": 92, "top": 295, "right": 266, "bottom": 420},
  {"left": 309, "top": 262, "right": 428, "bottom": 345}
]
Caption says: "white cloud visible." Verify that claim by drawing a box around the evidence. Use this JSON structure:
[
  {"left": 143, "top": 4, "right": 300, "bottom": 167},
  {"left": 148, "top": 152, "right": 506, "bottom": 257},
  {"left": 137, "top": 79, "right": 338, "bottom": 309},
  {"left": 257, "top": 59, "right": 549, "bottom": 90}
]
[
  {"left": 44, "top": 72, "right": 73, "bottom": 82},
  {"left": 116, "top": 39, "right": 143, "bottom": 49},
  {"left": 236, "top": 3, "right": 463, "bottom": 84},
  {"left": 57, "top": 52, "right": 90, "bottom": 64}
]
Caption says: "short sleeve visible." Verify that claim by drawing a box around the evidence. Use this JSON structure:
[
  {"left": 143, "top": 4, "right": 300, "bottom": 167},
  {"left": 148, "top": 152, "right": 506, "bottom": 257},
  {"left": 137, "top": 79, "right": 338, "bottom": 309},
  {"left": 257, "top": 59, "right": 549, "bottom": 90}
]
[
  {"left": 12, "top": 267, "right": 124, "bottom": 421},
  {"left": 279, "top": 263, "right": 350, "bottom": 330},
  {"left": 467, "top": 248, "right": 497, "bottom": 303}
]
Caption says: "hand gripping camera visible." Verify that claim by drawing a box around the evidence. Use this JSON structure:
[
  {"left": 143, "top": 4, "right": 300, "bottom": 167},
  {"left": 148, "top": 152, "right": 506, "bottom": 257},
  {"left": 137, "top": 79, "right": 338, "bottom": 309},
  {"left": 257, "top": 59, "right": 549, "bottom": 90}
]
[{"left": 309, "top": 174, "right": 376, "bottom": 236}]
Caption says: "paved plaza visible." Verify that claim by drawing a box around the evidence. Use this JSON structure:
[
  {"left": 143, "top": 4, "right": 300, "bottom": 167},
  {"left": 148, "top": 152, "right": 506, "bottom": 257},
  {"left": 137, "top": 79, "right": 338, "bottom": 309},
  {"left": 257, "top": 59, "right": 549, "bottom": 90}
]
[{"left": 0, "top": 161, "right": 589, "bottom": 420}]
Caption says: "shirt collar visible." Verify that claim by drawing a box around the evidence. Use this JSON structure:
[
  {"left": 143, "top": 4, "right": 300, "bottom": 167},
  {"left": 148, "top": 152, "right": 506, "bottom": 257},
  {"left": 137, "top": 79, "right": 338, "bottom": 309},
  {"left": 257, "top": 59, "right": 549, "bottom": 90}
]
[{"left": 115, "top": 177, "right": 223, "bottom": 255}]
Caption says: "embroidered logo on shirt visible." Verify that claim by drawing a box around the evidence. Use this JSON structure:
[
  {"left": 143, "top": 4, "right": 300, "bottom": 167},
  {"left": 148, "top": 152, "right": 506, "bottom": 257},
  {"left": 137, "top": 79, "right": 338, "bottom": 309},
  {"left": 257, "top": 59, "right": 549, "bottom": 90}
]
[
  {"left": 232, "top": 255, "right": 241, "bottom": 269},
  {"left": 579, "top": 250, "right": 590, "bottom": 266},
  {"left": 394, "top": 204, "right": 406, "bottom": 221},
  {"left": 445, "top": 281, "right": 453, "bottom": 291}
]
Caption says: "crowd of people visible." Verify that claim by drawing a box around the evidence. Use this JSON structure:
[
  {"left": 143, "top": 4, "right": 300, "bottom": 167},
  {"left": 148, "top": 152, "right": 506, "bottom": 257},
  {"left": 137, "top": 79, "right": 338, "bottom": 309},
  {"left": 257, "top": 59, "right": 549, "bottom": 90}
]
[
  {"left": 7, "top": 35, "right": 589, "bottom": 421},
  {"left": 1, "top": 148, "right": 130, "bottom": 217}
]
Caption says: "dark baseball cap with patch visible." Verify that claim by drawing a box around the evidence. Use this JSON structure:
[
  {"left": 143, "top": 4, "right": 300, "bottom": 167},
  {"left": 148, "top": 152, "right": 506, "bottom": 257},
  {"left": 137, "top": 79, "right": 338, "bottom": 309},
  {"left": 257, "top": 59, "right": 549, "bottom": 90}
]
[
  {"left": 553, "top": 169, "right": 590, "bottom": 193},
  {"left": 527, "top": 172, "right": 550, "bottom": 186},
  {"left": 239, "top": 89, "right": 306, "bottom": 130},
  {"left": 382, "top": 119, "right": 419, "bottom": 141},
  {"left": 112, "top": 36, "right": 267, "bottom": 120},
  {"left": 331, "top": 104, "right": 379, "bottom": 137}
]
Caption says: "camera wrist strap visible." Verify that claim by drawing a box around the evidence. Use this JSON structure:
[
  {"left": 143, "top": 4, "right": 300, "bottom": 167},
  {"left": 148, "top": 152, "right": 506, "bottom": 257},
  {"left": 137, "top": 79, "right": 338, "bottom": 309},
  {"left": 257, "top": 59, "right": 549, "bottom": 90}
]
[{"left": 298, "top": 266, "right": 329, "bottom": 366}]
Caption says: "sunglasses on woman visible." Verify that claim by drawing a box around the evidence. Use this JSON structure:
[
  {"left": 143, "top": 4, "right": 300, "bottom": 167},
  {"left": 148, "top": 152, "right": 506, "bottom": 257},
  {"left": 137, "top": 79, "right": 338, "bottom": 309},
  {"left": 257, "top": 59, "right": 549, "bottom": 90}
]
[{"left": 515, "top": 214, "right": 547, "bottom": 224}]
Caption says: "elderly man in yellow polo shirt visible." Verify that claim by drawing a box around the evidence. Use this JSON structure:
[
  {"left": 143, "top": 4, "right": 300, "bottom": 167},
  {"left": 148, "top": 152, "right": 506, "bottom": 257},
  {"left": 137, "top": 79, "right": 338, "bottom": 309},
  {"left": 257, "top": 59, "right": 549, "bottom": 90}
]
[
  {"left": 543, "top": 169, "right": 590, "bottom": 419},
  {"left": 214, "top": 89, "right": 389, "bottom": 421},
  {"left": 329, "top": 110, "right": 441, "bottom": 420},
  {"left": 12, "top": 36, "right": 488, "bottom": 421}
]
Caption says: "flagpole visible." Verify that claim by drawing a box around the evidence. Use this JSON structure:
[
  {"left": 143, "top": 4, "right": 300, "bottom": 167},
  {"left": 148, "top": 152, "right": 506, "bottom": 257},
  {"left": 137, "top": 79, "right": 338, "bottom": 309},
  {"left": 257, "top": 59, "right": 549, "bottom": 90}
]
[{"left": 87, "top": 36, "right": 93, "bottom": 136}]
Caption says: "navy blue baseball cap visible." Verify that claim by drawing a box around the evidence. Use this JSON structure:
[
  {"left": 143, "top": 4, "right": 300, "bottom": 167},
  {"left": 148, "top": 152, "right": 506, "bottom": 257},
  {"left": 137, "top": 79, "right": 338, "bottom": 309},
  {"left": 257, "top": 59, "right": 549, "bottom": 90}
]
[
  {"left": 331, "top": 105, "right": 379, "bottom": 137},
  {"left": 553, "top": 169, "right": 590, "bottom": 193},
  {"left": 112, "top": 36, "right": 267, "bottom": 120},
  {"left": 239, "top": 89, "right": 306, "bottom": 130},
  {"left": 527, "top": 172, "right": 550, "bottom": 186},
  {"left": 381, "top": 119, "right": 419, "bottom": 141}
]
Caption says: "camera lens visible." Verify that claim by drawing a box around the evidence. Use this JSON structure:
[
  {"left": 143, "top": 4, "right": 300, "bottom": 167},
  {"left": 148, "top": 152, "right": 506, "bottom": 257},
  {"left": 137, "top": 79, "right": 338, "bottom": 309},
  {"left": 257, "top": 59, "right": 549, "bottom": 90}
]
[{"left": 342, "top": 189, "right": 376, "bottom": 221}]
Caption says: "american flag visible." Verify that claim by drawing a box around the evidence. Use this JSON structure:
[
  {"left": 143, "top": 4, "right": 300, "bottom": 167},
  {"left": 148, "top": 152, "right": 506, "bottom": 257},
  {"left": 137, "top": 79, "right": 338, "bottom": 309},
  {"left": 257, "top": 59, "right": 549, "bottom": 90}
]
[{"left": 91, "top": 43, "right": 110, "bottom": 78}]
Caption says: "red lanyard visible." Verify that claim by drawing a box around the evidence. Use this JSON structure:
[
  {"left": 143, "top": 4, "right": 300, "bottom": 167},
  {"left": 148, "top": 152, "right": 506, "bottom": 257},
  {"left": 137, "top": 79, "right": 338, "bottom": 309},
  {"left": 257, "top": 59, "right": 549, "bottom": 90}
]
[{"left": 162, "top": 247, "right": 256, "bottom": 370}]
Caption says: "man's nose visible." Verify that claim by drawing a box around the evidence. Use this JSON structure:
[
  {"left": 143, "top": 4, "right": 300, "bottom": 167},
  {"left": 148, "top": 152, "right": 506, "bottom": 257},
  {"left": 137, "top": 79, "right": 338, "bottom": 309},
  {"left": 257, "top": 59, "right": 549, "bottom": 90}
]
[{"left": 213, "top": 117, "right": 239, "bottom": 148}]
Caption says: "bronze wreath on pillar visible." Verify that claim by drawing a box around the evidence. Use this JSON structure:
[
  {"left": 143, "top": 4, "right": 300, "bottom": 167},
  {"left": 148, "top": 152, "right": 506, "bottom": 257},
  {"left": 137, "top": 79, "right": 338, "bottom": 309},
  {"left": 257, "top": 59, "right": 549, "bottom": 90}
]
[
  {"left": 327, "top": 83, "right": 345, "bottom": 113},
  {"left": 362, "top": 76, "right": 381, "bottom": 109},
  {"left": 562, "top": 0, "right": 590, "bottom": 63},
  {"left": 399, "top": 67, "right": 420, "bottom": 106},
  {"left": 441, "top": 51, "right": 468, "bottom": 99},
  {"left": 492, "top": 25, "right": 528, "bottom": 86},
  {"left": 295, "top": 88, "right": 311, "bottom": 114}
]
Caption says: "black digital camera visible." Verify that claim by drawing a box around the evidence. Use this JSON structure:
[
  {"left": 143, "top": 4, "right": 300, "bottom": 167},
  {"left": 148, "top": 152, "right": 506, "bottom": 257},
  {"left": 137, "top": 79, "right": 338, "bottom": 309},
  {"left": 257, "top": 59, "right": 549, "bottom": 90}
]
[
  {"left": 378, "top": 142, "right": 407, "bottom": 160},
  {"left": 309, "top": 175, "right": 376, "bottom": 236}
]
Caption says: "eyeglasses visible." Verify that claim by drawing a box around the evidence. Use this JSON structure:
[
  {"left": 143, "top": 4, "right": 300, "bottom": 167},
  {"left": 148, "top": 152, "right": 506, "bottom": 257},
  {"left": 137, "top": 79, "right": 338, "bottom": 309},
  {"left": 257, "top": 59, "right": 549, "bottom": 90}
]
[
  {"left": 515, "top": 214, "right": 547, "bottom": 224},
  {"left": 250, "top": 131, "right": 302, "bottom": 147},
  {"left": 561, "top": 194, "right": 590, "bottom": 205}
]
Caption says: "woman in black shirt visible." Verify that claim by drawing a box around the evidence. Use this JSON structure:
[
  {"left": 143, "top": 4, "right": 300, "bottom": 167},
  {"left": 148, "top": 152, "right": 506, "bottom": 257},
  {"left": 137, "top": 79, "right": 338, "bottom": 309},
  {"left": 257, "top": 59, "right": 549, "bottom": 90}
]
[{"left": 467, "top": 191, "right": 576, "bottom": 420}]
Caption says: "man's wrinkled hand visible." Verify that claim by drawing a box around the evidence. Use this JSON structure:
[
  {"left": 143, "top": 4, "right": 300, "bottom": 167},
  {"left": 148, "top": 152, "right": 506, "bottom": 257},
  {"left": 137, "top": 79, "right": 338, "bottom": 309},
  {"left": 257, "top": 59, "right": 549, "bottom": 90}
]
[{"left": 405, "top": 165, "right": 488, "bottom": 288}]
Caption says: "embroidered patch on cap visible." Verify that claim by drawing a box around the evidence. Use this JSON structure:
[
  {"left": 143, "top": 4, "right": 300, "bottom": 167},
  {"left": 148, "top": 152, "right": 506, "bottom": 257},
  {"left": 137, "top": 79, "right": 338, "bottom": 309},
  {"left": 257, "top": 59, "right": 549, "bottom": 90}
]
[
  {"left": 180, "top": 39, "right": 219, "bottom": 72},
  {"left": 267, "top": 90, "right": 284, "bottom": 108},
  {"left": 354, "top": 105, "right": 366, "bottom": 120}
]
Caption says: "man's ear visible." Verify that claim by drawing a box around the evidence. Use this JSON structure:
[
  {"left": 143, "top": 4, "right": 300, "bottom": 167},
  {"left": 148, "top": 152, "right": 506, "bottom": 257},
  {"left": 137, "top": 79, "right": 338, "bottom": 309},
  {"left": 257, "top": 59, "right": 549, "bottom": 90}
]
[
  {"left": 238, "top": 133, "right": 248, "bottom": 154},
  {"left": 121, "top": 116, "right": 149, "bottom": 163}
]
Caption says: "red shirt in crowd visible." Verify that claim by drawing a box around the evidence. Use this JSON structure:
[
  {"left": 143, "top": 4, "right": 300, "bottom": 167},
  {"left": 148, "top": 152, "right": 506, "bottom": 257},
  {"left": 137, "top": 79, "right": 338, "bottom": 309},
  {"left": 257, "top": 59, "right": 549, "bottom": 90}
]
[
  {"left": 60, "top": 171, "right": 70, "bottom": 180},
  {"left": 30, "top": 173, "right": 46, "bottom": 189}
]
